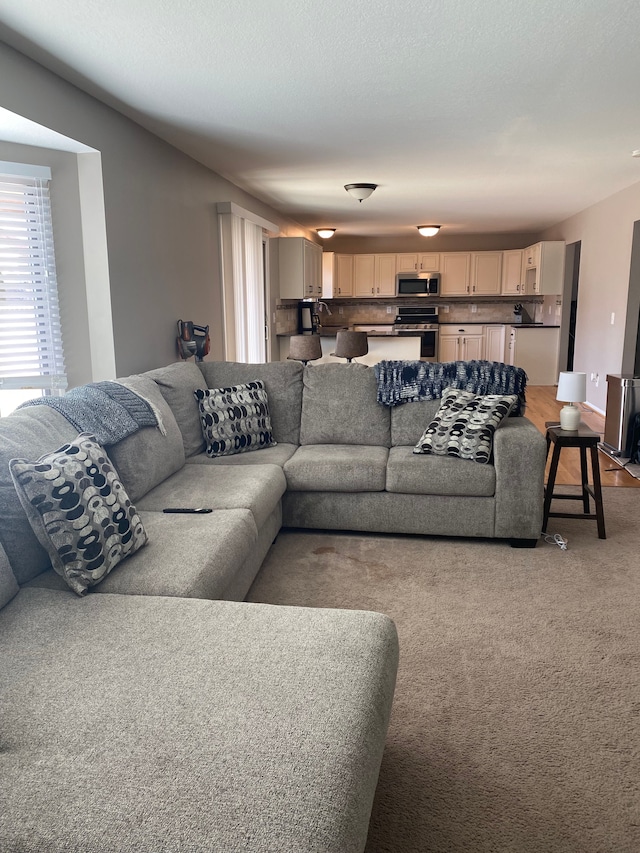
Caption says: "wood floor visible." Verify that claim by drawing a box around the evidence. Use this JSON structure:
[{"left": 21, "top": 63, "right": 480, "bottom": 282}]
[{"left": 525, "top": 385, "right": 640, "bottom": 487}]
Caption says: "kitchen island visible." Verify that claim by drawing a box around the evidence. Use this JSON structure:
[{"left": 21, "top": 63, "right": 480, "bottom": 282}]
[{"left": 278, "top": 329, "right": 421, "bottom": 365}]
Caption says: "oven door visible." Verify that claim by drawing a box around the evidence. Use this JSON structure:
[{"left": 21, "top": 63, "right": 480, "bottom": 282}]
[{"left": 395, "top": 328, "right": 439, "bottom": 361}]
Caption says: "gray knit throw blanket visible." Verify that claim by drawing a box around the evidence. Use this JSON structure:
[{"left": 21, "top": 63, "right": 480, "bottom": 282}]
[
  {"left": 374, "top": 360, "right": 527, "bottom": 416},
  {"left": 19, "top": 381, "right": 164, "bottom": 445}
]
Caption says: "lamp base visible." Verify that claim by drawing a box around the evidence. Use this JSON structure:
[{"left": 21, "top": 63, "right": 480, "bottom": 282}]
[{"left": 559, "top": 403, "right": 581, "bottom": 430}]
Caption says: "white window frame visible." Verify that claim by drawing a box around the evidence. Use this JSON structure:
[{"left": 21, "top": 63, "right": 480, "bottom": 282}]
[{"left": 0, "top": 162, "right": 67, "bottom": 401}]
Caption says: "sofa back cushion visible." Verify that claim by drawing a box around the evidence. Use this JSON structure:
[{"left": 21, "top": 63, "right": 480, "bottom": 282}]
[
  {"left": 390, "top": 399, "right": 443, "bottom": 446},
  {"left": 0, "top": 541, "right": 19, "bottom": 610},
  {"left": 299, "top": 363, "right": 391, "bottom": 446},
  {"left": 143, "top": 362, "right": 209, "bottom": 457},
  {"left": 107, "top": 375, "right": 185, "bottom": 502},
  {"left": 199, "top": 360, "right": 304, "bottom": 445},
  {"left": 0, "top": 407, "right": 79, "bottom": 584}
]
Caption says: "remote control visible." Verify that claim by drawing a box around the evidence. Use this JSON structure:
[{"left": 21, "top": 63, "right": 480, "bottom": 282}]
[{"left": 162, "top": 508, "right": 213, "bottom": 514}]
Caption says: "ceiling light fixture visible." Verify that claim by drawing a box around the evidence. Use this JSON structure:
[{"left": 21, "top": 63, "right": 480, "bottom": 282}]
[
  {"left": 633, "top": 149, "right": 640, "bottom": 158},
  {"left": 344, "top": 183, "right": 377, "bottom": 202},
  {"left": 316, "top": 228, "right": 336, "bottom": 238},
  {"left": 417, "top": 225, "right": 441, "bottom": 237}
]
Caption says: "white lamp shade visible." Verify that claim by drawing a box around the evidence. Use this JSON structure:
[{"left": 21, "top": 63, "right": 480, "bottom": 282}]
[
  {"left": 417, "top": 225, "right": 441, "bottom": 237},
  {"left": 556, "top": 372, "right": 587, "bottom": 403},
  {"left": 344, "top": 183, "right": 377, "bottom": 202}
]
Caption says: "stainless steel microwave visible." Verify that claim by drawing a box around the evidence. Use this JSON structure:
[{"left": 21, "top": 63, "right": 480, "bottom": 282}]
[{"left": 396, "top": 272, "right": 440, "bottom": 296}]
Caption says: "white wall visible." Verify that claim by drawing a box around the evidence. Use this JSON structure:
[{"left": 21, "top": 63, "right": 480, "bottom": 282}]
[
  {"left": 0, "top": 41, "right": 310, "bottom": 378},
  {"left": 542, "top": 180, "right": 640, "bottom": 412}
]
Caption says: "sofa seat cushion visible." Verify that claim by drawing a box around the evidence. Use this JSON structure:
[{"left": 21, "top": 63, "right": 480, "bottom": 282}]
[
  {"left": 25, "top": 508, "right": 257, "bottom": 600},
  {"left": 284, "top": 445, "right": 389, "bottom": 492},
  {"left": 186, "top": 443, "right": 298, "bottom": 467},
  {"left": 0, "top": 588, "right": 398, "bottom": 853},
  {"left": 386, "top": 445, "right": 496, "bottom": 496},
  {"left": 135, "top": 463, "right": 286, "bottom": 530}
]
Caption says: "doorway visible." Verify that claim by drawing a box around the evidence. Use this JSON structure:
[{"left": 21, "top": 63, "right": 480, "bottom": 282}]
[{"left": 560, "top": 241, "right": 581, "bottom": 371}]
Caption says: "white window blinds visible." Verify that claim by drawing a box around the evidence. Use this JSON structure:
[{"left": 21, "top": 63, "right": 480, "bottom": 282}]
[{"left": 0, "top": 170, "right": 67, "bottom": 392}]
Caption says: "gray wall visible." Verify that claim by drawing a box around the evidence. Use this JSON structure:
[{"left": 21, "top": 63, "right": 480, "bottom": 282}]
[
  {"left": 326, "top": 232, "right": 541, "bottom": 254},
  {"left": 542, "top": 180, "right": 640, "bottom": 412},
  {"left": 0, "top": 40, "right": 310, "bottom": 379}
]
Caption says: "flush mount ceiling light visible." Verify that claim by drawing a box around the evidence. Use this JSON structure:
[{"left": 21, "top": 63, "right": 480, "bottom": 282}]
[
  {"left": 344, "top": 183, "right": 377, "bottom": 202},
  {"left": 316, "top": 228, "right": 336, "bottom": 238},
  {"left": 417, "top": 225, "right": 441, "bottom": 237},
  {"left": 633, "top": 150, "right": 640, "bottom": 158}
]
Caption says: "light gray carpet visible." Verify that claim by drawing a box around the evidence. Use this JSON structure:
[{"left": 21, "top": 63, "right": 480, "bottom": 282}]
[{"left": 247, "top": 488, "right": 640, "bottom": 853}]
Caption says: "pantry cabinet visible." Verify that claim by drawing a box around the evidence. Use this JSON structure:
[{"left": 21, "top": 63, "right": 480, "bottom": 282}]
[
  {"left": 277, "top": 237, "right": 322, "bottom": 299},
  {"left": 439, "top": 324, "right": 484, "bottom": 361},
  {"left": 396, "top": 253, "right": 440, "bottom": 272},
  {"left": 322, "top": 252, "right": 354, "bottom": 297}
]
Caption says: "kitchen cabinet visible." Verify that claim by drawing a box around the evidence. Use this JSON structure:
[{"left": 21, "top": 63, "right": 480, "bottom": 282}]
[
  {"left": 322, "top": 252, "right": 353, "bottom": 297},
  {"left": 470, "top": 252, "right": 502, "bottom": 295},
  {"left": 507, "top": 326, "right": 559, "bottom": 384},
  {"left": 522, "top": 241, "right": 565, "bottom": 294},
  {"left": 354, "top": 254, "right": 376, "bottom": 296},
  {"left": 375, "top": 254, "right": 397, "bottom": 296},
  {"left": 501, "top": 250, "right": 525, "bottom": 295},
  {"left": 396, "top": 253, "right": 440, "bottom": 272},
  {"left": 439, "top": 324, "right": 484, "bottom": 361},
  {"left": 440, "top": 253, "right": 471, "bottom": 296},
  {"left": 484, "top": 324, "right": 506, "bottom": 362},
  {"left": 276, "top": 237, "right": 322, "bottom": 299}
]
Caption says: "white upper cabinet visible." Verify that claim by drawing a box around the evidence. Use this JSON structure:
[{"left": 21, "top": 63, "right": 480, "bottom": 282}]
[
  {"left": 396, "top": 253, "right": 440, "bottom": 272},
  {"left": 470, "top": 252, "right": 502, "bottom": 296},
  {"left": 375, "top": 254, "right": 397, "bottom": 296},
  {"left": 501, "top": 250, "right": 525, "bottom": 295},
  {"left": 440, "top": 253, "right": 471, "bottom": 296},
  {"left": 277, "top": 237, "right": 322, "bottom": 299},
  {"left": 322, "top": 252, "right": 354, "bottom": 297},
  {"left": 353, "top": 254, "right": 376, "bottom": 296},
  {"left": 522, "top": 241, "right": 565, "bottom": 295}
]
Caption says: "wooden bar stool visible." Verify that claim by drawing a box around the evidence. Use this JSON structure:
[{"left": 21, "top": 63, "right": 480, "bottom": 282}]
[{"left": 543, "top": 421, "right": 606, "bottom": 539}]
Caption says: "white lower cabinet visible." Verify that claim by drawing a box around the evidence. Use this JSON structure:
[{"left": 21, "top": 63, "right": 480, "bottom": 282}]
[
  {"left": 439, "top": 325, "right": 484, "bottom": 361},
  {"left": 484, "top": 325, "right": 506, "bottom": 362}
]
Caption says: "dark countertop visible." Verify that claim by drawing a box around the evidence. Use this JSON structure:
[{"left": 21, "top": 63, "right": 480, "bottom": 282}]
[{"left": 510, "top": 324, "right": 560, "bottom": 329}]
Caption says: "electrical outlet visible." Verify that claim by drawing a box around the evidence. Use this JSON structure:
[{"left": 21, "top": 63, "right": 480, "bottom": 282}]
[
  {"left": 339, "top": 307, "right": 343, "bottom": 314},
  {"left": 386, "top": 306, "right": 394, "bottom": 314},
  {"left": 441, "top": 304, "right": 449, "bottom": 313},
  {"left": 471, "top": 304, "right": 477, "bottom": 313},
  {"left": 595, "top": 374, "right": 600, "bottom": 387},
  {"left": 611, "top": 312, "right": 615, "bottom": 325},
  {"left": 590, "top": 373, "right": 596, "bottom": 382}
]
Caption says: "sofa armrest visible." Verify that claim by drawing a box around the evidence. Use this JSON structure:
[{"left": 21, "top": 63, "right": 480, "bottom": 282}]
[{"left": 492, "top": 417, "right": 546, "bottom": 539}]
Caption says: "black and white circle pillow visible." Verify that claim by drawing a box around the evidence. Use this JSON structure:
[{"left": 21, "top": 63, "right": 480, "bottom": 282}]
[
  {"left": 195, "top": 381, "right": 276, "bottom": 457},
  {"left": 10, "top": 433, "right": 147, "bottom": 595},
  {"left": 413, "top": 388, "right": 518, "bottom": 464}
]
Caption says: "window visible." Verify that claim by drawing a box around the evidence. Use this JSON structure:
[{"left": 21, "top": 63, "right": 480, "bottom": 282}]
[{"left": 0, "top": 164, "right": 66, "bottom": 415}]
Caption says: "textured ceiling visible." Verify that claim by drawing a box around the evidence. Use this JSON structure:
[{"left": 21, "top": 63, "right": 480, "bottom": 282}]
[{"left": 1, "top": 0, "right": 640, "bottom": 237}]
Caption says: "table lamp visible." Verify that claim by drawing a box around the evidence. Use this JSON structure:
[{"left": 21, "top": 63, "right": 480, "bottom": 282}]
[{"left": 556, "top": 371, "right": 587, "bottom": 430}]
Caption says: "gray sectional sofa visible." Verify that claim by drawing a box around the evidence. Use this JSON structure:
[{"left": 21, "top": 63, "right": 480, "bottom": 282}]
[{"left": 0, "top": 357, "right": 546, "bottom": 852}]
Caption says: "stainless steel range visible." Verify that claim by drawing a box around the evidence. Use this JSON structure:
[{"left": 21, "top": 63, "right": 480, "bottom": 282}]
[{"left": 393, "top": 306, "right": 439, "bottom": 361}]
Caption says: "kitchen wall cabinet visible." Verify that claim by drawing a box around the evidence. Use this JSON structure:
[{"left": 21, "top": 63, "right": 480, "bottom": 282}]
[
  {"left": 439, "top": 324, "right": 484, "bottom": 361},
  {"left": 501, "top": 250, "right": 525, "bottom": 295},
  {"left": 522, "top": 241, "right": 565, "bottom": 295},
  {"left": 354, "top": 254, "right": 376, "bottom": 296},
  {"left": 277, "top": 237, "right": 322, "bottom": 299},
  {"left": 375, "top": 254, "right": 397, "bottom": 296},
  {"left": 396, "top": 253, "right": 440, "bottom": 272},
  {"left": 484, "top": 324, "right": 506, "bottom": 362},
  {"left": 440, "top": 253, "right": 471, "bottom": 296},
  {"left": 322, "top": 252, "right": 353, "bottom": 297},
  {"left": 470, "top": 252, "right": 502, "bottom": 295}
]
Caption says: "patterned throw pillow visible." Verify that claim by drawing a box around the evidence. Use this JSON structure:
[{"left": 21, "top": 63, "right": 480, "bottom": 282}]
[
  {"left": 413, "top": 388, "right": 518, "bottom": 464},
  {"left": 10, "top": 434, "right": 147, "bottom": 596},
  {"left": 195, "top": 381, "right": 276, "bottom": 458}
]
